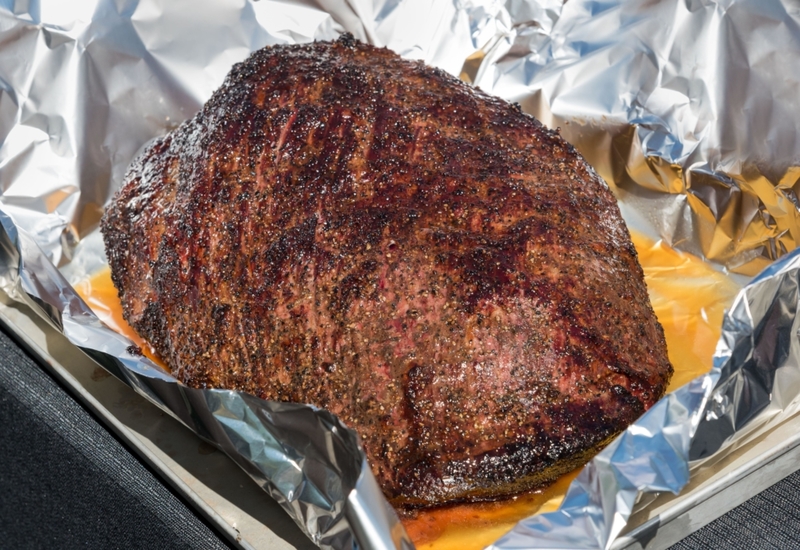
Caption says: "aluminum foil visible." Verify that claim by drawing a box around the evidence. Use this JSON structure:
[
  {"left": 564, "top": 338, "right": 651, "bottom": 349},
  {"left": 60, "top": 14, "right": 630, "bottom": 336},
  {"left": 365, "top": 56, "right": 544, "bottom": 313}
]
[
  {"left": 0, "top": 203, "right": 411, "bottom": 550},
  {"left": 1, "top": 0, "right": 800, "bottom": 549}
]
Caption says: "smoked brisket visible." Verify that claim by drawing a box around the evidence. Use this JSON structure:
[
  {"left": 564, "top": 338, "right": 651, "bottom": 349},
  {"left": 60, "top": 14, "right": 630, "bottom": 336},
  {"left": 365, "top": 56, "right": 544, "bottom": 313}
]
[{"left": 101, "top": 36, "right": 673, "bottom": 508}]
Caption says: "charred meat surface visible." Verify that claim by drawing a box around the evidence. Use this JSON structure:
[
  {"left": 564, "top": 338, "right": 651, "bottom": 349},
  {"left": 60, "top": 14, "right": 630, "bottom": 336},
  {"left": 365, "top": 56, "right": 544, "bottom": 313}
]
[{"left": 101, "top": 36, "right": 672, "bottom": 508}]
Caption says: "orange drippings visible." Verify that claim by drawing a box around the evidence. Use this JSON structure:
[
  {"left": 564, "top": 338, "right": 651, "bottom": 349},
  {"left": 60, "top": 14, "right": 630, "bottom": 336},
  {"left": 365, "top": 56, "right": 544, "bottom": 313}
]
[
  {"left": 74, "top": 232, "right": 741, "bottom": 549},
  {"left": 404, "top": 469, "right": 581, "bottom": 549},
  {"left": 73, "top": 266, "right": 167, "bottom": 370},
  {"left": 631, "top": 233, "right": 741, "bottom": 390}
]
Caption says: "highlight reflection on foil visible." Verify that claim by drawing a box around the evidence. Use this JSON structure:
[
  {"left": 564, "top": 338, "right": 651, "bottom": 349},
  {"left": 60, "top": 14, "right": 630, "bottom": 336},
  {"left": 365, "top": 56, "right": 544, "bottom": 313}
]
[
  {"left": 1, "top": 1, "right": 800, "bottom": 549},
  {"left": 472, "top": 0, "right": 800, "bottom": 276}
]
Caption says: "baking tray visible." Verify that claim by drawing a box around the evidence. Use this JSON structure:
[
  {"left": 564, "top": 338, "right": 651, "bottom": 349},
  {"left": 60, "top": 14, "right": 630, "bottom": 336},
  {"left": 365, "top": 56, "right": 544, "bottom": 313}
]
[
  {"left": 615, "top": 411, "right": 800, "bottom": 549},
  {"left": 4, "top": 274, "right": 800, "bottom": 550},
  {"left": 0, "top": 288, "right": 311, "bottom": 550}
]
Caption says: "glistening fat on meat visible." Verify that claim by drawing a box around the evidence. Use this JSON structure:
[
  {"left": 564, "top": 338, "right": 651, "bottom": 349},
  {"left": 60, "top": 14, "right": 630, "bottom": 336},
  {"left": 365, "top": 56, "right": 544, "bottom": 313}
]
[{"left": 101, "top": 34, "right": 672, "bottom": 509}]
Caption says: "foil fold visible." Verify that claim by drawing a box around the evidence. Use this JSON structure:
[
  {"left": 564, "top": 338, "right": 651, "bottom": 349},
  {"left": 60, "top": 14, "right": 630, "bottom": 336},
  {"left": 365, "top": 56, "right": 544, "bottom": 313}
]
[
  {"left": 0, "top": 206, "right": 411, "bottom": 550},
  {"left": 2, "top": 1, "right": 800, "bottom": 549}
]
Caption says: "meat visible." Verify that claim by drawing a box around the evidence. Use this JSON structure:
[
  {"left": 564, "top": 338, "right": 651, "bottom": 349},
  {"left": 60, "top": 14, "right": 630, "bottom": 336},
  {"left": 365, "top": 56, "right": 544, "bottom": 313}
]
[{"left": 101, "top": 35, "right": 673, "bottom": 509}]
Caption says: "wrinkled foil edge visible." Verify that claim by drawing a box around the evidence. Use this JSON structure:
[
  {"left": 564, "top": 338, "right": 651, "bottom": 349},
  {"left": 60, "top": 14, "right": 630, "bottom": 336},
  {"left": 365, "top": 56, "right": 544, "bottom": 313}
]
[
  {"left": 0, "top": 208, "right": 413, "bottom": 550},
  {"left": 488, "top": 246, "right": 800, "bottom": 550}
]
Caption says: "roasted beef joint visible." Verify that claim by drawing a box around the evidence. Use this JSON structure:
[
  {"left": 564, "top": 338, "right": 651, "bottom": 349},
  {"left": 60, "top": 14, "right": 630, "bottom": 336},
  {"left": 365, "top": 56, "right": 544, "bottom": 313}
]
[{"left": 101, "top": 35, "right": 673, "bottom": 509}]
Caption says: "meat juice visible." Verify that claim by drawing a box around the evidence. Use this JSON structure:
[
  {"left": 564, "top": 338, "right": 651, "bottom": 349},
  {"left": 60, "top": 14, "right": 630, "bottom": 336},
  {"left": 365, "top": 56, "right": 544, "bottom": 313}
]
[
  {"left": 74, "top": 269, "right": 165, "bottom": 369},
  {"left": 74, "top": 231, "right": 741, "bottom": 549}
]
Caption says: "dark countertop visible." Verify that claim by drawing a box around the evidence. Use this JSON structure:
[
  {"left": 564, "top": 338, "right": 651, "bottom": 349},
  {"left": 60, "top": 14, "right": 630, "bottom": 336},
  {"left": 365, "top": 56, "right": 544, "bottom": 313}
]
[
  {"left": 0, "top": 324, "right": 232, "bottom": 549},
  {"left": 2, "top": 323, "right": 800, "bottom": 550}
]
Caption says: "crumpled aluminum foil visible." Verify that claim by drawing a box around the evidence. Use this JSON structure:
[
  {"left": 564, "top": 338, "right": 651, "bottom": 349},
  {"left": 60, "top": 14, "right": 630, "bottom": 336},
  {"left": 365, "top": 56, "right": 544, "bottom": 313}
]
[
  {"left": 1, "top": 0, "right": 799, "bottom": 549},
  {"left": 488, "top": 245, "right": 800, "bottom": 549},
  {"left": 0, "top": 204, "right": 413, "bottom": 549},
  {"left": 0, "top": 203, "right": 411, "bottom": 550}
]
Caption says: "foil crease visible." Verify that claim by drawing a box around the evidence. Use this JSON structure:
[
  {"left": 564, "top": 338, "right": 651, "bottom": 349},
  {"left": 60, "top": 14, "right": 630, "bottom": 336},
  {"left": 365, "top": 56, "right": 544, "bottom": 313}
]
[{"left": 1, "top": 1, "right": 800, "bottom": 549}]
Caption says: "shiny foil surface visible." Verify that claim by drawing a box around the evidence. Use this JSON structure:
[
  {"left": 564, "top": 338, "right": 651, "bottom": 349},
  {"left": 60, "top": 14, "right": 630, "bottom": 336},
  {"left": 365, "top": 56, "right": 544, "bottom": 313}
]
[{"left": 0, "top": 1, "right": 799, "bottom": 549}]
